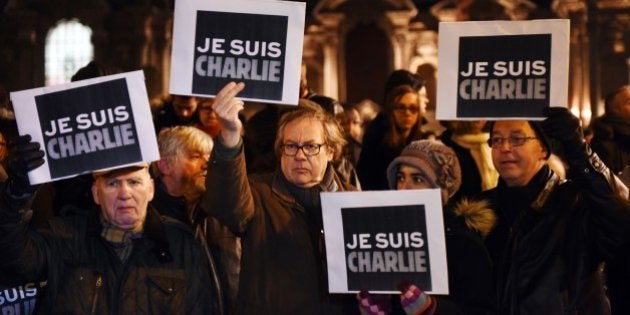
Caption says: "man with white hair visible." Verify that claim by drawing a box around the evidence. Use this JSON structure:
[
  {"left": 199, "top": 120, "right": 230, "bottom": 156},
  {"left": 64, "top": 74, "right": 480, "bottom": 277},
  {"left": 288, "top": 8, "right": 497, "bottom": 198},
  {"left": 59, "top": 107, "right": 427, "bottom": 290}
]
[
  {"left": 152, "top": 126, "right": 240, "bottom": 315},
  {"left": 0, "top": 134, "right": 218, "bottom": 314}
]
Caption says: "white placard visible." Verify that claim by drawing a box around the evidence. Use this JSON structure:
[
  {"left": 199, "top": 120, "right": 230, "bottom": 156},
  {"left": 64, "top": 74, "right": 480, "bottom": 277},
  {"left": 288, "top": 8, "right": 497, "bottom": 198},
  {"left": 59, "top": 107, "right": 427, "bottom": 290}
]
[
  {"left": 170, "top": 0, "right": 305, "bottom": 105},
  {"left": 436, "top": 19, "right": 569, "bottom": 120},
  {"left": 321, "top": 189, "right": 448, "bottom": 294},
  {"left": 10, "top": 71, "right": 159, "bottom": 184}
]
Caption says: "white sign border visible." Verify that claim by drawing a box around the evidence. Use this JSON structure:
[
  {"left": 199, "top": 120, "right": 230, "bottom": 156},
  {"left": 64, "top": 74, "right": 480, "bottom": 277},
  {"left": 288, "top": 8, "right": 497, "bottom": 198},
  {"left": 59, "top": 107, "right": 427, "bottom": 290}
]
[
  {"left": 321, "top": 189, "right": 449, "bottom": 295},
  {"left": 170, "top": 0, "right": 305, "bottom": 105},
  {"left": 10, "top": 70, "right": 159, "bottom": 184},
  {"left": 436, "top": 19, "right": 570, "bottom": 121}
]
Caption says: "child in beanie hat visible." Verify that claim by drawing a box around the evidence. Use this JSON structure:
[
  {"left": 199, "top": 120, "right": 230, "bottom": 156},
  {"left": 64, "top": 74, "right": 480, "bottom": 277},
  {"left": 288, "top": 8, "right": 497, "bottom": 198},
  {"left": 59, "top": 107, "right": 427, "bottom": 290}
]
[{"left": 386, "top": 140, "right": 462, "bottom": 203}]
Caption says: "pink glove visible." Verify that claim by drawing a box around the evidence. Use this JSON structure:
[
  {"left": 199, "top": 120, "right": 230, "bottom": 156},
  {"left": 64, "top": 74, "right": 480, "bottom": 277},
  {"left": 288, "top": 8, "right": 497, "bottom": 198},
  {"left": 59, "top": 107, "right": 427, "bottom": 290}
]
[
  {"left": 399, "top": 281, "right": 436, "bottom": 315},
  {"left": 356, "top": 290, "right": 392, "bottom": 315}
]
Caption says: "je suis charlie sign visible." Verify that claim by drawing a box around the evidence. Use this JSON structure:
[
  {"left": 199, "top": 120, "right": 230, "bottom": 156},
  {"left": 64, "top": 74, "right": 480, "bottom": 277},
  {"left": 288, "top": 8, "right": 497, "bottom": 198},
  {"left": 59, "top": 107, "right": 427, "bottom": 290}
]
[
  {"left": 10, "top": 71, "right": 159, "bottom": 185},
  {"left": 321, "top": 189, "right": 448, "bottom": 294},
  {"left": 170, "top": 0, "right": 305, "bottom": 105},
  {"left": 436, "top": 19, "right": 569, "bottom": 120}
]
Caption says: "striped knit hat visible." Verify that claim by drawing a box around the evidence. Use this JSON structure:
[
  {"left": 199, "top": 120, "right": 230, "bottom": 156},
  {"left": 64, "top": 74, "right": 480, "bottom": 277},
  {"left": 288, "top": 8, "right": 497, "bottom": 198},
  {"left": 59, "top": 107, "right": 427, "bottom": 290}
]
[{"left": 387, "top": 140, "right": 462, "bottom": 202}]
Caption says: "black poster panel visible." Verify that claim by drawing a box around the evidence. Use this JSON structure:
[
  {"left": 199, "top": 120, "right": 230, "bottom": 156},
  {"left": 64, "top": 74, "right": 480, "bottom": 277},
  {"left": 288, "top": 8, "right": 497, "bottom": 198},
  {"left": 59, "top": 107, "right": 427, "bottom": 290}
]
[
  {"left": 457, "top": 34, "right": 551, "bottom": 118},
  {"left": 192, "top": 11, "right": 287, "bottom": 100},
  {"left": 341, "top": 205, "right": 432, "bottom": 292},
  {"left": 35, "top": 79, "right": 141, "bottom": 178}
]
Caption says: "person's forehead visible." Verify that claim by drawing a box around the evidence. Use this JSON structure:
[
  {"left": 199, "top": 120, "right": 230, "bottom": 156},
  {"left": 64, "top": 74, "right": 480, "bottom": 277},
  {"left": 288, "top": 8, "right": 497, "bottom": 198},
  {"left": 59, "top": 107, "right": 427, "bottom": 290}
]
[
  {"left": 398, "top": 163, "right": 424, "bottom": 174},
  {"left": 397, "top": 92, "right": 419, "bottom": 103},
  {"left": 282, "top": 117, "right": 324, "bottom": 141},
  {"left": 173, "top": 96, "right": 196, "bottom": 106},
  {"left": 184, "top": 145, "right": 210, "bottom": 156},
  {"left": 492, "top": 120, "right": 533, "bottom": 134},
  {"left": 98, "top": 168, "right": 150, "bottom": 182}
]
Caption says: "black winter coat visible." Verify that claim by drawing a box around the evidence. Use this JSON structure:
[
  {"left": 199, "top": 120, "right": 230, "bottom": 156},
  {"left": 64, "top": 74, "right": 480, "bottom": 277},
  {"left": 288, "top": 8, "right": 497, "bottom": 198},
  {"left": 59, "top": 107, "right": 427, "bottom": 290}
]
[
  {"left": 483, "top": 164, "right": 630, "bottom": 315},
  {"left": 151, "top": 180, "right": 241, "bottom": 315},
  {"left": 0, "top": 197, "right": 217, "bottom": 315},
  {"left": 204, "top": 144, "right": 358, "bottom": 315}
]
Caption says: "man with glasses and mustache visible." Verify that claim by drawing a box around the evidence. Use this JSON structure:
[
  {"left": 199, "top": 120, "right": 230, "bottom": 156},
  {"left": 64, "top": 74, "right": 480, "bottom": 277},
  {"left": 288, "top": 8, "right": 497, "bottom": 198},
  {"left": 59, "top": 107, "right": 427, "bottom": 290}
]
[
  {"left": 202, "top": 82, "right": 358, "bottom": 315},
  {"left": 481, "top": 108, "right": 630, "bottom": 315}
]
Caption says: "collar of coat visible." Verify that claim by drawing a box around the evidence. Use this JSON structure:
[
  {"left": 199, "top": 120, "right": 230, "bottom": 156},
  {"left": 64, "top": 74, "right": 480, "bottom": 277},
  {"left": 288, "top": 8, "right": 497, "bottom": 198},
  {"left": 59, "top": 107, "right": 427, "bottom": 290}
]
[
  {"left": 257, "top": 163, "right": 355, "bottom": 235},
  {"left": 84, "top": 206, "right": 173, "bottom": 263}
]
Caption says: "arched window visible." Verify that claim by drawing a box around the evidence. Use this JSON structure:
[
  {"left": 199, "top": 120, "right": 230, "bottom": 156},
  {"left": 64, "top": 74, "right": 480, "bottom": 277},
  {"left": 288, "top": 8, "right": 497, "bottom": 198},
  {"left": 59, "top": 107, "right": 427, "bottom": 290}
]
[{"left": 45, "top": 19, "right": 94, "bottom": 86}]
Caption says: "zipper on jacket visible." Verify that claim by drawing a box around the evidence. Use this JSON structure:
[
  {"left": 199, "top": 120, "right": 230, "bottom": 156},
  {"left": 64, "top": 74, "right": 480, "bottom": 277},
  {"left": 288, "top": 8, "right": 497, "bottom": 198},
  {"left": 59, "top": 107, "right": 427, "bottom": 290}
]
[{"left": 91, "top": 274, "right": 103, "bottom": 315}]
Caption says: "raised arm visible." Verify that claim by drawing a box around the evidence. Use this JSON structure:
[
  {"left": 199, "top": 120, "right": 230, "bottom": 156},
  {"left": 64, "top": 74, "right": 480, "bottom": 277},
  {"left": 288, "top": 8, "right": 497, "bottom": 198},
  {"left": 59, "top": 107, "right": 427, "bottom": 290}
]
[
  {"left": 0, "top": 135, "right": 47, "bottom": 279},
  {"left": 213, "top": 82, "right": 245, "bottom": 148},
  {"left": 201, "top": 82, "right": 255, "bottom": 233},
  {"left": 542, "top": 107, "right": 630, "bottom": 256},
  {"left": 542, "top": 107, "right": 628, "bottom": 198}
]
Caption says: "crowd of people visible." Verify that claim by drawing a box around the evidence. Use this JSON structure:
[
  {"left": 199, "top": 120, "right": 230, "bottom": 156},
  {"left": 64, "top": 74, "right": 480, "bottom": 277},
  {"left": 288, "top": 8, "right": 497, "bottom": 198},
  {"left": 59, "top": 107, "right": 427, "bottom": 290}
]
[{"left": 0, "top": 59, "right": 629, "bottom": 315}]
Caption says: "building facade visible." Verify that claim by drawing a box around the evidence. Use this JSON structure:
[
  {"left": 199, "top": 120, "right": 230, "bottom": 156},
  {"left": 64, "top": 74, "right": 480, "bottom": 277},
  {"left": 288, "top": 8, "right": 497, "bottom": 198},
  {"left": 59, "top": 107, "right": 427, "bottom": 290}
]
[{"left": 1, "top": 0, "right": 628, "bottom": 125}]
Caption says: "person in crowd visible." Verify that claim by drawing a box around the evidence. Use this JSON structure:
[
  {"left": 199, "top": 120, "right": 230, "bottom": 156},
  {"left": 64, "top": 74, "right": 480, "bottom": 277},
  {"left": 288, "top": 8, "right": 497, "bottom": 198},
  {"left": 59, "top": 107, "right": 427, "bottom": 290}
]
[
  {"left": 0, "top": 135, "right": 218, "bottom": 314},
  {"left": 195, "top": 98, "right": 221, "bottom": 138},
  {"left": 308, "top": 96, "right": 361, "bottom": 190},
  {"left": 354, "top": 98, "right": 380, "bottom": 127},
  {"left": 357, "top": 81, "right": 429, "bottom": 190},
  {"left": 589, "top": 85, "right": 630, "bottom": 315},
  {"left": 153, "top": 94, "right": 200, "bottom": 133},
  {"left": 203, "top": 82, "right": 358, "bottom": 314},
  {"left": 590, "top": 85, "right": 630, "bottom": 175},
  {"left": 152, "top": 126, "right": 241, "bottom": 315},
  {"left": 440, "top": 120, "right": 498, "bottom": 203},
  {"left": 482, "top": 107, "right": 630, "bottom": 315},
  {"left": 338, "top": 106, "right": 363, "bottom": 167},
  {"left": 357, "top": 140, "right": 496, "bottom": 315}
]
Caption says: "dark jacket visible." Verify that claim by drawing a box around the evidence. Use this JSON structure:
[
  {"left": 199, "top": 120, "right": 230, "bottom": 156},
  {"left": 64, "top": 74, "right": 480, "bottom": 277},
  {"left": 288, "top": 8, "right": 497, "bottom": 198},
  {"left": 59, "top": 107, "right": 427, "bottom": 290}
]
[
  {"left": 203, "top": 143, "right": 358, "bottom": 315},
  {"left": 590, "top": 115, "right": 630, "bottom": 175},
  {"left": 483, "top": 160, "right": 630, "bottom": 315},
  {"left": 151, "top": 180, "right": 241, "bottom": 315},
  {"left": 435, "top": 200, "right": 496, "bottom": 315},
  {"left": 0, "top": 191, "right": 217, "bottom": 315},
  {"left": 590, "top": 115, "right": 630, "bottom": 315},
  {"left": 387, "top": 199, "right": 497, "bottom": 315}
]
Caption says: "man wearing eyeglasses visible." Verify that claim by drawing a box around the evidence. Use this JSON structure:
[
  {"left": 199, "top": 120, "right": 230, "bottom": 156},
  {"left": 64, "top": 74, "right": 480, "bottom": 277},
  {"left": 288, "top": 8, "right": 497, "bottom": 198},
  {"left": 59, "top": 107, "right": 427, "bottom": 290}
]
[
  {"left": 481, "top": 108, "right": 630, "bottom": 315},
  {"left": 201, "top": 82, "right": 357, "bottom": 315}
]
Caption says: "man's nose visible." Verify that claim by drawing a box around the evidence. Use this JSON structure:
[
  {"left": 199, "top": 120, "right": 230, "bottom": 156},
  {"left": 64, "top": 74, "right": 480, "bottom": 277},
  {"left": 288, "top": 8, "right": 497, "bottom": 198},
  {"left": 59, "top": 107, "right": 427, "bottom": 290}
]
[
  {"left": 117, "top": 183, "right": 133, "bottom": 198},
  {"left": 294, "top": 147, "right": 308, "bottom": 159}
]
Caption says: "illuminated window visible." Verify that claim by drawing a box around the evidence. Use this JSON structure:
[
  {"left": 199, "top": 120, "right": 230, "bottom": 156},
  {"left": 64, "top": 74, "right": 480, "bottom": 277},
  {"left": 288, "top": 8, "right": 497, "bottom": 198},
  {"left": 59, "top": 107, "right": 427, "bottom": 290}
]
[{"left": 45, "top": 19, "right": 94, "bottom": 86}]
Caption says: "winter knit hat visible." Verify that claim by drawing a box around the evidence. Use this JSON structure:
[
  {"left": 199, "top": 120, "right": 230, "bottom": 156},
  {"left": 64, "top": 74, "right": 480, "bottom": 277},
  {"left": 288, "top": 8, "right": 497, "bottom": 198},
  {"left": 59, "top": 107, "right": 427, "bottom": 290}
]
[{"left": 387, "top": 140, "right": 462, "bottom": 201}]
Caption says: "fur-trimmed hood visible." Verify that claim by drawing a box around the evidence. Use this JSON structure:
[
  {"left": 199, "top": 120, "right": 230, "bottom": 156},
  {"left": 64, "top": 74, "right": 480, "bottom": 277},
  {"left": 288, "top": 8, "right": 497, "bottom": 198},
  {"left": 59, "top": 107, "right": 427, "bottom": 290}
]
[{"left": 451, "top": 198, "right": 496, "bottom": 237}]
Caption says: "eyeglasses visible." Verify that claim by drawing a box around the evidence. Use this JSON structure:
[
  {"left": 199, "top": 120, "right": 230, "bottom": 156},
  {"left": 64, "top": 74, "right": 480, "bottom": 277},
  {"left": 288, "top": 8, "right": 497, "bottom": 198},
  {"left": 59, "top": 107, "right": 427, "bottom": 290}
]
[
  {"left": 487, "top": 136, "right": 538, "bottom": 148},
  {"left": 393, "top": 106, "right": 420, "bottom": 114},
  {"left": 282, "top": 143, "right": 324, "bottom": 156}
]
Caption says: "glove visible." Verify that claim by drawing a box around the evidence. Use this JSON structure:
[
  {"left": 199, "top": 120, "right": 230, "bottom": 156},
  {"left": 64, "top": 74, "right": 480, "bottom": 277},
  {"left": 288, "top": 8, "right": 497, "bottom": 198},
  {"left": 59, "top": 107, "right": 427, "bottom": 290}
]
[
  {"left": 399, "top": 281, "right": 436, "bottom": 315},
  {"left": 356, "top": 290, "right": 392, "bottom": 315},
  {"left": 5, "top": 135, "right": 45, "bottom": 196},
  {"left": 541, "top": 107, "right": 587, "bottom": 162}
]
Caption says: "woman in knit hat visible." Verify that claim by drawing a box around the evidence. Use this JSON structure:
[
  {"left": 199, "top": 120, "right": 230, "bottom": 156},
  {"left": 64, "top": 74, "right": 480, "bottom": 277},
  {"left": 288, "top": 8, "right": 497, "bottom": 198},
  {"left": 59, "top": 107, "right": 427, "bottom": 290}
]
[{"left": 357, "top": 140, "right": 496, "bottom": 315}]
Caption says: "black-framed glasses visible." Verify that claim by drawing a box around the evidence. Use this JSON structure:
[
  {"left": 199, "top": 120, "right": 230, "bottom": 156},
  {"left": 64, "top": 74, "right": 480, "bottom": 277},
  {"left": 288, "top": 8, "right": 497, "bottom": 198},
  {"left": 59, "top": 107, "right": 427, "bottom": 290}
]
[
  {"left": 487, "top": 136, "right": 538, "bottom": 148},
  {"left": 393, "top": 105, "right": 420, "bottom": 114},
  {"left": 282, "top": 143, "right": 324, "bottom": 156}
]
